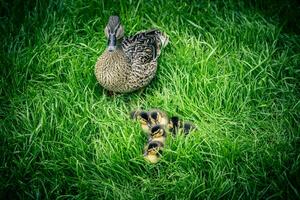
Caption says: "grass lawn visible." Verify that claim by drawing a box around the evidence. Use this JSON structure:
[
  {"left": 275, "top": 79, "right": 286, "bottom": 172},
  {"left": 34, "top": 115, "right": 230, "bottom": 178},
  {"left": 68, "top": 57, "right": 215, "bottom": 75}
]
[{"left": 1, "top": 0, "right": 300, "bottom": 199}]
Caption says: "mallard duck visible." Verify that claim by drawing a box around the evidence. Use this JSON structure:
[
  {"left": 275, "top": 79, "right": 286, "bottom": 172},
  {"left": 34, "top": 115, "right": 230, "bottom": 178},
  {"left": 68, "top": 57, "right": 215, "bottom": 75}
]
[
  {"left": 148, "top": 109, "right": 169, "bottom": 127},
  {"left": 148, "top": 124, "right": 167, "bottom": 144},
  {"left": 143, "top": 140, "right": 164, "bottom": 164},
  {"left": 168, "top": 116, "right": 197, "bottom": 135},
  {"left": 95, "top": 16, "right": 169, "bottom": 93}
]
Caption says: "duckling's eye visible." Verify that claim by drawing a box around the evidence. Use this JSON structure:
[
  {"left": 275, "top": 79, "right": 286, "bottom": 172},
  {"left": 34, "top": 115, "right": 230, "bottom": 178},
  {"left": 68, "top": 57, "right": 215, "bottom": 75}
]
[
  {"left": 137, "top": 116, "right": 145, "bottom": 122},
  {"left": 153, "top": 132, "right": 159, "bottom": 137},
  {"left": 141, "top": 119, "right": 148, "bottom": 124},
  {"left": 152, "top": 130, "right": 159, "bottom": 135},
  {"left": 148, "top": 149, "right": 154, "bottom": 153}
]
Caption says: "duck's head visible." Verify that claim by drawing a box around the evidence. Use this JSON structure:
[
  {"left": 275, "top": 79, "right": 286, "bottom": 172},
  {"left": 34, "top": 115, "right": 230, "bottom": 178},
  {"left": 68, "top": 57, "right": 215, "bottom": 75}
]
[
  {"left": 150, "top": 125, "right": 166, "bottom": 138},
  {"left": 105, "top": 16, "right": 124, "bottom": 52}
]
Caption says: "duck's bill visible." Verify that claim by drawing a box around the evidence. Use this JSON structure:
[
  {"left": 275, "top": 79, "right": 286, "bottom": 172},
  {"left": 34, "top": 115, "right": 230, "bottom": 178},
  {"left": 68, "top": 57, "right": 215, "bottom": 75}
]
[
  {"left": 108, "top": 35, "right": 117, "bottom": 52},
  {"left": 108, "top": 45, "right": 116, "bottom": 52}
]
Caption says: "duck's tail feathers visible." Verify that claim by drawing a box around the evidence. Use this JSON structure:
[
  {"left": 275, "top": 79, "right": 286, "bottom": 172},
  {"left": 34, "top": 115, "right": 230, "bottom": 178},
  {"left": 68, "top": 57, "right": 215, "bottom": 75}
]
[{"left": 156, "top": 31, "right": 169, "bottom": 48}]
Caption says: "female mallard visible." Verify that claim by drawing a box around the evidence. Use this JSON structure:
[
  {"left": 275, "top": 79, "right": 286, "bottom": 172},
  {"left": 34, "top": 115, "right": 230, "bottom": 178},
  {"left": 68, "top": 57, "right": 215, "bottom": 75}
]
[{"left": 95, "top": 16, "right": 168, "bottom": 93}]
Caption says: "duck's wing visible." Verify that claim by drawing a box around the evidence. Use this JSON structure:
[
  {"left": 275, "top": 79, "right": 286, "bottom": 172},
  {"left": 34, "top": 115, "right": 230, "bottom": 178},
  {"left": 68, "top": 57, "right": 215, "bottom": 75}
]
[{"left": 122, "top": 29, "right": 168, "bottom": 64}]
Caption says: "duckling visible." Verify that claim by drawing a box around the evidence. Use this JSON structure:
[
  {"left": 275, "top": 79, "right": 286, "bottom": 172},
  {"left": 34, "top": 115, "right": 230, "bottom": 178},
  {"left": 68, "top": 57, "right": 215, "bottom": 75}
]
[
  {"left": 143, "top": 140, "right": 164, "bottom": 164},
  {"left": 148, "top": 109, "right": 169, "bottom": 127},
  {"left": 130, "top": 110, "right": 151, "bottom": 133},
  {"left": 95, "top": 16, "right": 169, "bottom": 93},
  {"left": 182, "top": 122, "right": 197, "bottom": 135},
  {"left": 168, "top": 116, "right": 181, "bottom": 135},
  {"left": 168, "top": 116, "right": 197, "bottom": 135},
  {"left": 148, "top": 125, "right": 167, "bottom": 144}
]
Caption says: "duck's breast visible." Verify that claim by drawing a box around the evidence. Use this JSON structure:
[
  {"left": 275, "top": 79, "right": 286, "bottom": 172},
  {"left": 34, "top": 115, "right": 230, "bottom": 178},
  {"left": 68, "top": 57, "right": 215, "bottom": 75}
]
[{"left": 95, "top": 49, "right": 130, "bottom": 92}]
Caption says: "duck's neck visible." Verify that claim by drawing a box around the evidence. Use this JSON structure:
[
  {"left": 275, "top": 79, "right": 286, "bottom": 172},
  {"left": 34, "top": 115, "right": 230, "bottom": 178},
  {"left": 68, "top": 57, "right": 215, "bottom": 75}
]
[
  {"left": 111, "top": 44, "right": 122, "bottom": 51},
  {"left": 106, "top": 45, "right": 123, "bottom": 57},
  {"left": 103, "top": 44, "right": 127, "bottom": 69}
]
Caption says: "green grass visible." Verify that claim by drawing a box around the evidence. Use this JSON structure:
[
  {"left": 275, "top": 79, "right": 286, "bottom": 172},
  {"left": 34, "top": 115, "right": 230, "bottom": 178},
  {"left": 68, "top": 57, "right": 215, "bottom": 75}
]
[{"left": 1, "top": 0, "right": 300, "bottom": 199}]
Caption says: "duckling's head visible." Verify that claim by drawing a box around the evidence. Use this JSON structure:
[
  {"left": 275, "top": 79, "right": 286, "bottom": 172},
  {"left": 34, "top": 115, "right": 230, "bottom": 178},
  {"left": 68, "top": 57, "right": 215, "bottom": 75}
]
[
  {"left": 150, "top": 125, "right": 166, "bottom": 138},
  {"left": 168, "top": 116, "right": 181, "bottom": 135},
  {"left": 168, "top": 116, "right": 180, "bottom": 129},
  {"left": 150, "top": 111, "right": 164, "bottom": 125},
  {"left": 105, "top": 16, "right": 124, "bottom": 52},
  {"left": 143, "top": 141, "right": 164, "bottom": 164},
  {"left": 136, "top": 111, "right": 150, "bottom": 126},
  {"left": 183, "top": 122, "right": 197, "bottom": 135}
]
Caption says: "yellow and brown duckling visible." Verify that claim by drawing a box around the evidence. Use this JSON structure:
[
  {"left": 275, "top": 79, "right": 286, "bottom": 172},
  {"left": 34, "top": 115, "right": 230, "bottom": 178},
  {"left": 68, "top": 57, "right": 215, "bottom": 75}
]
[
  {"left": 148, "top": 109, "right": 169, "bottom": 127},
  {"left": 148, "top": 125, "right": 167, "bottom": 144},
  {"left": 143, "top": 140, "right": 164, "bottom": 164},
  {"left": 168, "top": 116, "right": 197, "bottom": 135},
  {"left": 130, "top": 110, "right": 151, "bottom": 133}
]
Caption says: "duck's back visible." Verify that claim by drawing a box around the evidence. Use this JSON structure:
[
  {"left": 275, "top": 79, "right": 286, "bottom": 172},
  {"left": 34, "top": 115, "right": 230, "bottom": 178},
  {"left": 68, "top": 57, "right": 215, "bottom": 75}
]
[
  {"left": 121, "top": 30, "right": 169, "bottom": 92},
  {"left": 122, "top": 29, "right": 168, "bottom": 64}
]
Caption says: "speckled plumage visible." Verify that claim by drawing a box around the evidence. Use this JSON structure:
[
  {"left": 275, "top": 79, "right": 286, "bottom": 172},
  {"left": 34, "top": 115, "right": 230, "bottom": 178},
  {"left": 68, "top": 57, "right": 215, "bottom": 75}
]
[
  {"left": 95, "top": 49, "right": 130, "bottom": 92},
  {"left": 95, "top": 16, "right": 168, "bottom": 93}
]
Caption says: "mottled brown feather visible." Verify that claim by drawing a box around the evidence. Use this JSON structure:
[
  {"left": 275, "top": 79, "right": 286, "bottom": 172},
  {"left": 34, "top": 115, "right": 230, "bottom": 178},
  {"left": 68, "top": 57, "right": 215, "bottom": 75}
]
[{"left": 95, "top": 22, "right": 168, "bottom": 93}]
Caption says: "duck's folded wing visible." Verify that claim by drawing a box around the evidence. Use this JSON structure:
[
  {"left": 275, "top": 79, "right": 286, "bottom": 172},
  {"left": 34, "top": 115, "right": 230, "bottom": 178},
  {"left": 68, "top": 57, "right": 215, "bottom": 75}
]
[{"left": 122, "top": 29, "right": 167, "bottom": 64}]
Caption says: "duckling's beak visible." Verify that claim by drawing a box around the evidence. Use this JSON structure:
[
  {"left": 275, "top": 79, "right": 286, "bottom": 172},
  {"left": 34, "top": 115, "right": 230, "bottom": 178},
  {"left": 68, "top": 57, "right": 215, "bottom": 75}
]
[{"left": 108, "top": 34, "right": 117, "bottom": 52}]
